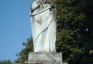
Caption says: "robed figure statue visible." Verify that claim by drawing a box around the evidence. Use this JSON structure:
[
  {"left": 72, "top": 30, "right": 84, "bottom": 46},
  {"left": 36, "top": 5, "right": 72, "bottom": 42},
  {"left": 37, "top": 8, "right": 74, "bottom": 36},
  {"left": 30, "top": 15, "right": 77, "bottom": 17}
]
[{"left": 30, "top": 0, "right": 56, "bottom": 52}]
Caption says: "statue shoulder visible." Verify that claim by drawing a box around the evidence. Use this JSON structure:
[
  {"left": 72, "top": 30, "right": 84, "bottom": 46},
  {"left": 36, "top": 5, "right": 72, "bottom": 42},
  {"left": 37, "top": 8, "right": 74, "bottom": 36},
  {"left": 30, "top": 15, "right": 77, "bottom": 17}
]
[
  {"left": 31, "top": 1, "right": 38, "bottom": 10},
  {"left": 31, "top": 1, "right": 40, "bottom": 13}
]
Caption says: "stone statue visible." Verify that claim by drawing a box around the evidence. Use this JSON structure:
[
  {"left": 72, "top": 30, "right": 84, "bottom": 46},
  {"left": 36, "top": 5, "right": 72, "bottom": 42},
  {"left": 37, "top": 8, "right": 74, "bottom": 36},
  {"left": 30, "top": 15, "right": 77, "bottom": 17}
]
[
  {"left": 26, "top": 1, "right": 67, "bottom": 64},
  {"left": 30, "top": 0, "right": 56, "bottom": 52}
]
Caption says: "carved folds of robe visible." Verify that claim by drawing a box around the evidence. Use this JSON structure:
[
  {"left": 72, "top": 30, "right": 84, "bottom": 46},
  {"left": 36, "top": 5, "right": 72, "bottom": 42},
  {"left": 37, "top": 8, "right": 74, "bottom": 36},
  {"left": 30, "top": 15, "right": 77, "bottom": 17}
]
[{"left": 30, "top": 1, "right": 56, "bottom": 52}]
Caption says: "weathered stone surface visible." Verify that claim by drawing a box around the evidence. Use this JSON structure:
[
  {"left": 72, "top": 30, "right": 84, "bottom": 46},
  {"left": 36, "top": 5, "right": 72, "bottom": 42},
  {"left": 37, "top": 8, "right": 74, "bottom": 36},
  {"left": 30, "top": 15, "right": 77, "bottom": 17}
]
[
  {"left": 25, "top": 61, "right": 68, "bottom": 64},
  {"left": 25, "top": 61, "right": 63, "bottom": 64},
  {"left": 28, "top": 52, "right": 62, "bottom": 62},
  {"left": 26, "top": 52, "right": 64, "bottom": 64}
]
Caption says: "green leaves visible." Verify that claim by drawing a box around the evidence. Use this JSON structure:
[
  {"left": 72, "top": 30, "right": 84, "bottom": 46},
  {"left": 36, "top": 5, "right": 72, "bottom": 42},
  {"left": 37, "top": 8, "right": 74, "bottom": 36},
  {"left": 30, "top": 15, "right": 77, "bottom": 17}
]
[
  {"left": 55, "top": 0, "right": 93, "bottom": 64},
  {"left": 15, "top": 38, "right": 33, "bottom": 64},
  {"left": 0, "top": 60, "right": 13, "bottom": 64}
]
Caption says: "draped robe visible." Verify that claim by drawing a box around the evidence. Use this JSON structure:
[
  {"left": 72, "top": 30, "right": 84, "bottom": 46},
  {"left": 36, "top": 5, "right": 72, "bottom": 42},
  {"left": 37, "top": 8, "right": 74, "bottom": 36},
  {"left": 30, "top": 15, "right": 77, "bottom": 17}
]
[{"left": 30, "top": 1, "right": 56, "bottom": 52}]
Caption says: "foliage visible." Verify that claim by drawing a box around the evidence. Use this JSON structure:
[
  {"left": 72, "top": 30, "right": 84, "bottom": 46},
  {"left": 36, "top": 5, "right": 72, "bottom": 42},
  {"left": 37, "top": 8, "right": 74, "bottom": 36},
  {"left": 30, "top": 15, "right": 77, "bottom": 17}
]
[
  {"left": 0, "top": 60, "right": 13, "bottom": 64},
  {"left": 55, "top": 0, "right": 93, "bottom": 64},
  {"left": 15, "top": 38, "right": 33, "bottom": 64}
]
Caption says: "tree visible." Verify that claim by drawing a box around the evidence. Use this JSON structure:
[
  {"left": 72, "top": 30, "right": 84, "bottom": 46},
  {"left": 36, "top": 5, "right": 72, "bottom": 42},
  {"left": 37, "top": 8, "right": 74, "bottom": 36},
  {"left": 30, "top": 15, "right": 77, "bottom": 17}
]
[
  {"left": 0, "top": 60, "right": 13, "bottom": 64},
  {"left": 54, "top": 0, "right": 93, "bottom": 64},
  {"left": 15, "top": 38, "right": 33, "bottom": 64}
]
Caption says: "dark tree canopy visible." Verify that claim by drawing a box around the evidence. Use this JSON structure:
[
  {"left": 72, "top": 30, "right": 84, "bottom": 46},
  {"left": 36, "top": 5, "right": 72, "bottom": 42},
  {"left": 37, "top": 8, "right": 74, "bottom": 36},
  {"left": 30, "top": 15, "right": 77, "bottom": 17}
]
[
  {"left": 0, "top": 60, "right": 13, "bottom": 64},
  {"left": 55, "top": 0, "right": 93, "bottom": 64}
]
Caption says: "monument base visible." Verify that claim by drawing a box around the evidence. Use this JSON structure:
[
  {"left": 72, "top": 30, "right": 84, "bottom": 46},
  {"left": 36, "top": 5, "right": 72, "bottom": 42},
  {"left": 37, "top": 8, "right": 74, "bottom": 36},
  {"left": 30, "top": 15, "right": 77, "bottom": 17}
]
[{"left": 25, "top": 52, "right": 68, "bottom": 64}]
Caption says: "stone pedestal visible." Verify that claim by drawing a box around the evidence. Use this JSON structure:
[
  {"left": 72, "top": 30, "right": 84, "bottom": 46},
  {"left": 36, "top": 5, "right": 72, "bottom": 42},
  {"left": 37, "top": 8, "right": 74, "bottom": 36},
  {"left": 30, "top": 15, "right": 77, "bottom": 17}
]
[{"left": 25, "top": 52, "right": 67, "bottom": 64}]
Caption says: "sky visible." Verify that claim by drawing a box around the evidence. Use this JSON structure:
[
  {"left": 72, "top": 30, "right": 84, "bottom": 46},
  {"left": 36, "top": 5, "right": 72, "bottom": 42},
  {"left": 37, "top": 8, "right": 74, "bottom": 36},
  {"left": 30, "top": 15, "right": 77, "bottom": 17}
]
[{"left": 0, "top": 0, "right": 32, "bottom": 61}]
